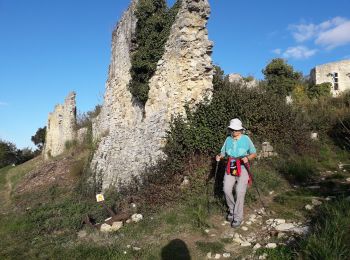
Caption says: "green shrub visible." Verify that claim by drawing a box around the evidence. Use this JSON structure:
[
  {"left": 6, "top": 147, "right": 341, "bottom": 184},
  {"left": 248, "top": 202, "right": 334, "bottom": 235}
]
[
  {"left": 164, "top": 79, "right": 311, "bottom": 174},
  {"left": 129, "top": 0, "right": 181, "bottom": 105},
  {"left": 307, "top": 82, "right": 331, "bottom": 99}
]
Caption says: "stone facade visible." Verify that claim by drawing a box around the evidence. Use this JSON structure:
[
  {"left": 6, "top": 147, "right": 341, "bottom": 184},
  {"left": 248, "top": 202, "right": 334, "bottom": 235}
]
[
  {"left": 91, "top": 0, "right": 214, "bottom": 190},
  {"left": 310, "top": 59, "right": 350, "bottom": 96},
  {"left": 44, "top": 92, "right": 77, "bottom": 159}
]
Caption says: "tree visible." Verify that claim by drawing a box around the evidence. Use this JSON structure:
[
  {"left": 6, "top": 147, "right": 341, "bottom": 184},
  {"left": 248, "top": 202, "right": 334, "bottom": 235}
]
[
  {"left": 31, "top": 127, "right": 46, "bottom": 151},
  {"left": 307, "top": 82, "right": 331, "bottom": 99},
  {"left": 262, "top": 58, "right": 302, "bottom": 97},
  {"left": 0, "top": 140, "right": 17, "bottom": 168}
]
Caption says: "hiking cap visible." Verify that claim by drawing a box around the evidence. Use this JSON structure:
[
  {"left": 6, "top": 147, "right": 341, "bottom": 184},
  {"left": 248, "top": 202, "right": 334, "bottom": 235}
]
[{"left": 228, "top": 118, "right": 245, "bottom": 130}]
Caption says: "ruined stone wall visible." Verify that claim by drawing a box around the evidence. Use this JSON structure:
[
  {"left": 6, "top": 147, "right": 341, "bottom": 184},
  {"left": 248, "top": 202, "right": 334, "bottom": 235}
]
[
  {"left": 311, "top": 59, "right": 350, "bottom": 96},
  {"left": 228, "top": 73, "right": 258, "bottom": 88},
  {"left": 91, "top": 0, "right": 213, "bottom": 190},
  {"left": 44, "top": 92, "right": 77, "bottom": 159}
]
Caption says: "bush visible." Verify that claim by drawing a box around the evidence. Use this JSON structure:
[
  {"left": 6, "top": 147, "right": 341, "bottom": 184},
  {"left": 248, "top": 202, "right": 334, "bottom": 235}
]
[
  {"left": 307, "top": 82, "right": 331, "bottom": 99},
  {"left": 329, "top": 116, "right": 350, "bottom": 151},
  {"left": 164, "top": 79, "right": 311, "bottom": 174}
]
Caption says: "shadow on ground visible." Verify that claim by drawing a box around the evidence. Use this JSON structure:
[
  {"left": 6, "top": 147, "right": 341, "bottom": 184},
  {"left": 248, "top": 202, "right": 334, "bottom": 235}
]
[{"left": 161, "top": 239, "right": 191, "bottom": 260}]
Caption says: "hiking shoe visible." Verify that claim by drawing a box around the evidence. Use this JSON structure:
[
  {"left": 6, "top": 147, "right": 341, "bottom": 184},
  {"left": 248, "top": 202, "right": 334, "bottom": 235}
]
[
  {"left": 231, "top": 220, "right": 241, "bottom": 228},
  {"left": 226, "top": 213, "right": 234, "bottom": 222}
]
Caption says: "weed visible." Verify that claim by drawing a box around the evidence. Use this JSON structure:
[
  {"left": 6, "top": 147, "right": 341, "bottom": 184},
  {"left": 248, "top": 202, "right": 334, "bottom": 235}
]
[{"left": 64, "top": 139, "right": 78, "bottom": 151}]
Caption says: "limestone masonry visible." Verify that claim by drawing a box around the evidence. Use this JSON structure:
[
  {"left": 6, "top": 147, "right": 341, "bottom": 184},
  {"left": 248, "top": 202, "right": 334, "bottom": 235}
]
[
  {"left": 44, "top": 92, "right": 77, "bottom": 159},
  {"left": 310, "top": 59, "right": 350, "bottom": 96},
  {"left": 91, "top": 0, "right": 214, "bottom": 189}
]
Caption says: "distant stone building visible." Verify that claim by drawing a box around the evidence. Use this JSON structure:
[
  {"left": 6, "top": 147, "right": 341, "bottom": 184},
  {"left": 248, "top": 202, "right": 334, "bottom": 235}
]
[{"left": 310, "top": 59, "right": 350, "bottom": 96}]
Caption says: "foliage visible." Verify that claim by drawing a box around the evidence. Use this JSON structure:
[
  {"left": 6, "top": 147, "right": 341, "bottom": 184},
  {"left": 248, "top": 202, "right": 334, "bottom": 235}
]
[
  {"left": 129, "top": 0, "right": 181, "bottom": 105},
  {"left": 262, "top": 58, "right": 302, "bottom": 97},
  {"left": 31, "top": 126, "right": 46, "bottom": 151},
  {"left": 0, "top": 140, "right": 18, "bottom": 168},
  {"left": 329, "top": 116, "right": 350, "bottom": 151},
  {"left": 0, "top": 140, "right": 35, "bottom": 168},
  {"left": 295, "top": 91, "right": 350, "bottom": 136},
  {"left": 307, "top": 82, "right": 331, "bottom": 99},
  {"left": 164, "top": 72, "right": 310, "bottom": 174},
  {"left": 76, "top": 104, "right": 101, "bottom": 130}
]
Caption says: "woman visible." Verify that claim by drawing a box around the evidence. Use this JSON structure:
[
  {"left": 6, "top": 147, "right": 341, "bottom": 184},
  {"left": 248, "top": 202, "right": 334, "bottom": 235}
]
[{"left": 216, "top": 118, "right": 257, "bottom": 228}]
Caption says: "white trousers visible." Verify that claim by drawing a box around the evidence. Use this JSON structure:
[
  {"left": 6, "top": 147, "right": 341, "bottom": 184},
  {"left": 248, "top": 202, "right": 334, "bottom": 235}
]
[{"left": 223, "top": 167, "right": 249, "bottom": 222}]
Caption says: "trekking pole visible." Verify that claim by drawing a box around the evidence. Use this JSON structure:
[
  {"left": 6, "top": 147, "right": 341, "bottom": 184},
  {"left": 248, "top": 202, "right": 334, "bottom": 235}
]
[
  {"left": 207, "top": 160, "right": 219, "bottom": 214},
  {"left": 244, "top": 162, "right": 267, "bottom": 210}
]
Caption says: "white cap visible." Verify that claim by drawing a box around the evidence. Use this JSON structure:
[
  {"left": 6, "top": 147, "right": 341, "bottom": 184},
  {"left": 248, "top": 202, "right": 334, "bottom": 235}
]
[{"left": 228, "top": 118, "right": 245, "bottom": 130}]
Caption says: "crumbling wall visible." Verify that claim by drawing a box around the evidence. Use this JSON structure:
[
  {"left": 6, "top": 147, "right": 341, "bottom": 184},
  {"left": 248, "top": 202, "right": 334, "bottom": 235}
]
[
  {"left": 44, "top": 92, "right": 77, "bottom": 159},
  {"left": 91, "top": 0, "right": 214, "bottom": 190}
]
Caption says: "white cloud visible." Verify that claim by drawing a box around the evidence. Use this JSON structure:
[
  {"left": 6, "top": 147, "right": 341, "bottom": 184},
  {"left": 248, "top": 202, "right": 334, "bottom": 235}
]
[
  {"left": 282, "top": 46, "right": 317, "bottom": 59},
  {"left": 289, "top": 23, "right": 317, "bottom": 42},
  {"left": 289, "top": 17, "right": 350, "bottom": 49},
  {"left": 316, "top": 21, "right": 350, "bottom": 49},
  {"left": 272, "top": 48, "right": 282, "bottom": 55}
]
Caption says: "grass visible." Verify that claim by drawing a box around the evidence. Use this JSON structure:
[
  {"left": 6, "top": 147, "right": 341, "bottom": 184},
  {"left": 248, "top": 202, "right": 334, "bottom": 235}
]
[
  {"left": 301, "top": 198, "right": 350, "bottom": 259},
  {"left": 260, "top": 198, "right": 350, "bottom": 260},
  {"left": 195, "top": 241, "right": 225, "bottom": 254},
  {"left": 0, "top": 166, "right": 11, "bottom": 188},
  {"left": 7, "top": 157, "right": 39, "bottom": 190},
  {"left": 0, "top": 142, "right": 349, "bottom": 259}
]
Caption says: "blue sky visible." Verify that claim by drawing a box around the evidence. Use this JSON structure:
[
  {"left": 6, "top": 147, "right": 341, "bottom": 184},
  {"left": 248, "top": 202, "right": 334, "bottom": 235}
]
[{"left": 1, "top": 0, "right": 350, "bottom": 149}]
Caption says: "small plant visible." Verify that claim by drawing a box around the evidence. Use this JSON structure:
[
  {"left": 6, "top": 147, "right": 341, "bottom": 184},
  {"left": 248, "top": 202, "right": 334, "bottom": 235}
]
[
  {"left": 190, "top": 202, "right": 209, "bottom": 229},
  {"left": 64, "top": 140, "right": 77, "bottom": 151}
]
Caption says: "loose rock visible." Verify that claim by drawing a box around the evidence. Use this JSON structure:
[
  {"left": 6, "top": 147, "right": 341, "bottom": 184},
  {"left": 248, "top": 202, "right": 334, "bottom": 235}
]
[
  {"left": 253, "top": 243, "right": 261, "bottom": 250},
  {"left": 266, "top": 243, "right": 277, "bottom": 249},
  {"left": 311, "top": 199, "right": 322, "bottom": 206},
  {"left": 240, "top": 241, "right": 252, "bottom": 247},
  {"left": 111, "top": 221, "right": 123, "bottom": 231},
  {"left": 131, "top": 214, "right": 143, "bottom": 223},
  {"left": 100, "top": 223, "right": 113, "bottom": 233},
  {"left": 275, "top": 223, "right": 295, "bottom": 231},
  {"left": 305, "top": 204, "right": 314, "bottom": 210}
]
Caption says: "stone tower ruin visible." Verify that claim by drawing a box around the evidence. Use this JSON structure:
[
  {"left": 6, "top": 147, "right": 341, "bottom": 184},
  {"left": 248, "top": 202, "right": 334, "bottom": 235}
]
[{"left": 91, "top": 0, "right": 214, "bottom": 190}]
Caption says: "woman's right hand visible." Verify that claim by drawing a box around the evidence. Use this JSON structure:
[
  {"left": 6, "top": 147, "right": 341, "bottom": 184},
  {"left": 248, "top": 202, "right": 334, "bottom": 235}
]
[{"left": 216, "top": 154, "right": 221, "bottom": 162}]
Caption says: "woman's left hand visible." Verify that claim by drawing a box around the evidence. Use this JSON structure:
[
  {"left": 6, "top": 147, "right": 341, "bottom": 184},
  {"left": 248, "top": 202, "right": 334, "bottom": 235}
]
[{"left": 242, "top": 157, "right": 249, "bottom": 163}]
